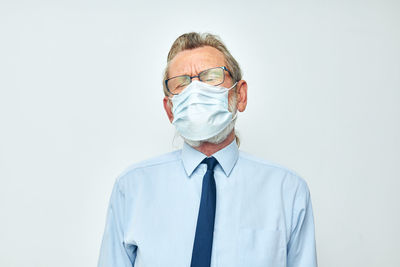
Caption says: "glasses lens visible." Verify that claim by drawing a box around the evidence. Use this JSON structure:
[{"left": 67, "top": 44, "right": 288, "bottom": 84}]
[
  {"left": 167, "top": 76, "right": 191, "bottom": 94},
  {"left": 199, "top": 68, "right": 224, "bottom": 86}
]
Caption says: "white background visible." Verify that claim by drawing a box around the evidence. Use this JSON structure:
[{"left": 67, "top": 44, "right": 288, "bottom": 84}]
[{"left": 0, "top": 0, "right": 399, "bottom": 266}]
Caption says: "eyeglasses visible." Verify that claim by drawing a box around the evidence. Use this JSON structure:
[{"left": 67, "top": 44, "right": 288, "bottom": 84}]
[{"left": 165, "top": 66, "right": 233, "bottom": 95}]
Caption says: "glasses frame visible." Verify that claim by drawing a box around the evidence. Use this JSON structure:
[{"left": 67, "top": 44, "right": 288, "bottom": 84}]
[{"left": 165, "top": 66, "right": 233, "bottom": 95}]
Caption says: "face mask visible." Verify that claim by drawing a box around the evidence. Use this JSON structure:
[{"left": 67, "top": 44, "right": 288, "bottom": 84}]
[{"left": 170, "top": 80, "right": 238, "bottom": 141}]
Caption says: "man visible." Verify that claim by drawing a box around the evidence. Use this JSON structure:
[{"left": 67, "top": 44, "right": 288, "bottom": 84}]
[{"left": 98, "top": 32, "right": 317, "bottom": 267}]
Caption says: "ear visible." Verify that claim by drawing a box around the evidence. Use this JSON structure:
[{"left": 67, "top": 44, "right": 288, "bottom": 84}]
[
  {"left": 235, "top": 80, "right": 248, "bottom": 112},
  {"left": 163, "top": 96, "right": 174, "bottom": 123}
]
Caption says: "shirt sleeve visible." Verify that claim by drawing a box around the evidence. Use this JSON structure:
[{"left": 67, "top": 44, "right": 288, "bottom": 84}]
[
  {"left": 287, "top": 180, "right": 318, "bottom": 267},
  {"left": 98, "top": 177, "right": 137, "bottom": 267}
]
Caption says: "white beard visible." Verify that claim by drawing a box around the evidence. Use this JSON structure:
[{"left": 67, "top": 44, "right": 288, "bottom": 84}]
[{"left": 180, "top": 93, "right": 238, "bottom": 147}]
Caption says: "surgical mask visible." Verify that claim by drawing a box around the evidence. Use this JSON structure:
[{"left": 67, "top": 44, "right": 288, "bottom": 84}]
[{"left": 170, "top": 80, "right": 238, "bottom": 141}]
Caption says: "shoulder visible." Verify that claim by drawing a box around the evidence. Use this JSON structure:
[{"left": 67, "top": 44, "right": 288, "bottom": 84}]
[
  {"left": 238, "top": 150, "right": 310, "bottom": 192},
  {"left": 115, "top": 149, "right": 182, "bottom": 185},
  {"left": 238, "top": 150, "right": 312, "bottom": 212}
]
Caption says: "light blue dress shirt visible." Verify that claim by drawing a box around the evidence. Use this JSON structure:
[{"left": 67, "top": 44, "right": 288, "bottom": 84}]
[{"left": 98, "top": 139, "right": 317, "bottom": 267}]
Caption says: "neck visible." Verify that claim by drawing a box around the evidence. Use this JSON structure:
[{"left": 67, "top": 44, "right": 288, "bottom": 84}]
[{"left": 192, "top": 130, "right": 236, "bottom": 157}]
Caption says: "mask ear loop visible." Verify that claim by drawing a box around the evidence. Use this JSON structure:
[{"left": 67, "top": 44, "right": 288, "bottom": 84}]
[
  {"left": 227, "top": 81, "right": 238, "bottom": 91},
  {"left": 228, "top": 81, "right": 239, "bottom": 122}
]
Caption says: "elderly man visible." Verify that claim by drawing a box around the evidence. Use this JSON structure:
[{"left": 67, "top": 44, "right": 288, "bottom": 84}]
[{"left": 98, "top": 32, "right": 317, "bottom": 267}]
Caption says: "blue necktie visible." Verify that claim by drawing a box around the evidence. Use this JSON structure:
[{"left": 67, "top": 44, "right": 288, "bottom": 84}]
[{"left": 190, "top": 156, "right": 218, "bottom": 267}]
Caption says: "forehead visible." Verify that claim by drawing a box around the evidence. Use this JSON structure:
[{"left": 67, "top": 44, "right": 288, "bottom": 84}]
[{"left": 168, "top": 46, "right": 226, "bottom": 77}]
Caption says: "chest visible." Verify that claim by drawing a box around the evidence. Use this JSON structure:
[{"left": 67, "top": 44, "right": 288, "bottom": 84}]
[{"left": 123, "top": 170, "right": 290, "bottom": 267}]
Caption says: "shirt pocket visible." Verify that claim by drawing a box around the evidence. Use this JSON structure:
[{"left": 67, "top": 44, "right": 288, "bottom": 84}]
[{"left": 238, "top": 227, "right": 286, "bottom": 267}]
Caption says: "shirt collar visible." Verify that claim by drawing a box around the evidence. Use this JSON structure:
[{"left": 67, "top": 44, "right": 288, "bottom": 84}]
[{"left": 181, "top": 138, "right": 239, "bottom": 177}]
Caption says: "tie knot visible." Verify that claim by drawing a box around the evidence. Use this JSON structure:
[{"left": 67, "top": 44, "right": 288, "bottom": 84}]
[{"left": 201, "top": 156, "right": 218, "bottom": 171}]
